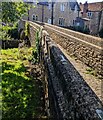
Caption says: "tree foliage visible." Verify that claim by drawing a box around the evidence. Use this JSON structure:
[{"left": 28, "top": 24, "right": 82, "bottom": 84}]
[
  {"left": 1, "top": 2, "right": 35, "bottom": 40},
  {"left": 2, "top": 2, "right": 30, "bottom": 24}
]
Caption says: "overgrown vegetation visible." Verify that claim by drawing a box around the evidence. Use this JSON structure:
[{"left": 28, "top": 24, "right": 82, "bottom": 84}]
[
  {"left": 0, "top": 20, "right": 11, "bottom": 40},
  {"left": 25, "top": 22, "right": 30, "bottom": 37},
  {"left": 86, "top": 68, "right": 97, "bottom": 76},
  {"left": 1, "top": 22, "right": 19, "bottom": 40},
  {"left": 1, "top": 47, "right": 45, "bottom": 119},
  {"left": 28, "top": 30, "right": 40, "bottom": 64}
]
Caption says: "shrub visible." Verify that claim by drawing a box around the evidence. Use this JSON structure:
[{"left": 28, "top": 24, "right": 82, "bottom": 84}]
[
  {"left": 83, "top": 27, "right": 90, "bottom": 34},
  {"left": 99, "top": 28, "right": 103, "bottom": 38}
]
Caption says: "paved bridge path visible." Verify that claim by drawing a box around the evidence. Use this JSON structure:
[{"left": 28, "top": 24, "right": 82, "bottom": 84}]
[{"left": 57, "top": 44, "right": 103, "bottom": 103}]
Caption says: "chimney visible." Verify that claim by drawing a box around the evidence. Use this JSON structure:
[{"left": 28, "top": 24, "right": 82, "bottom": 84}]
[{"left": 83, "top": 1, "right": 88, "bottom": 17}]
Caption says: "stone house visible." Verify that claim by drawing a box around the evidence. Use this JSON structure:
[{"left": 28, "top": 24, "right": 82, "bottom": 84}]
[
  {"left": 54, "top": 1, "right": 80, "bottom": 27},
  {"left": 23, "top": 0, "right": 80, "bottom": 27},
  {"left": 79, "top": 1, "right": 103, "bottom": 35},
  {"left": 23, "top": 2, "right": 51, "bottom": 23}
]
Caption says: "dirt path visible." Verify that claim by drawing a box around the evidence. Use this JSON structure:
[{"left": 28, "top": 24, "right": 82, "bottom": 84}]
[{"left": 57, "top": 44, "right": 103, "bottom": 103}]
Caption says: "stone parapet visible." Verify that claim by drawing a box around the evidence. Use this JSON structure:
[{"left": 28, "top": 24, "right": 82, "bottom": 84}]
[
  {"left": 44, "top": 23, "right": 103, "bottom": 75},
  {"left": 44, "top": 35, "right": 103, "bottom": 120}
]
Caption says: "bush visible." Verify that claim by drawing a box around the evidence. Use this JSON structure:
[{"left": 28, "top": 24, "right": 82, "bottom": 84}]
[
  {"left": 83, "top": 27, "right": 90, "bottom": 34},
  {"left": 99, "top": 28, "right": 103, "bottom": 38},
  {"left": 75, "top": 26, "right": 84, "bottom": 33}
]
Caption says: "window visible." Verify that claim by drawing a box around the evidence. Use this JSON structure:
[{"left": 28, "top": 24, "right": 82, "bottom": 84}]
[
  {"left": 36, "top": 16, "right": 38, "bottom": 21},
  {"left": 32, "top": 14, "right": 35, "bottom": 21},
  {"left": 59, "top": 19, "right": 61, "bottom": 25},
  {"left": 76, "top": 22, "right": 80, "bottom": 26},
  {"left": 32, "top": 14, "right": 38, "bottom": 21},
  {"left": 88, "top": 12, "right": 92, "bottom": 18},
  {"left": 59, "top": 18, "right": 65, "bottom": 26},
  {"left": 48, "top": 18, "right": 51, "bottom": 24},
  {"left": 73, "top": 20, "right": 75, "bottom": 25},
  {"left": 60, "top": 4, "right": 64, "bottom": 12},
  {"left": 48, "top": 4, "right": 51, "bottom": 10},
  {"left": 74, "top": 5, "right": 78, "bottom": 12}
]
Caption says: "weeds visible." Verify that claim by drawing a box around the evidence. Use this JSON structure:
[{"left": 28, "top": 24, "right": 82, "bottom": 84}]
[{"left": 86, "top": 67, "right": 97, "bottom": 76}]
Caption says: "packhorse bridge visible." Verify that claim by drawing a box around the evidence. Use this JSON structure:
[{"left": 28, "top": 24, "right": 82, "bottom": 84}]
[{"left": 18, "top": 20, "right": 103, "bottom": 120}]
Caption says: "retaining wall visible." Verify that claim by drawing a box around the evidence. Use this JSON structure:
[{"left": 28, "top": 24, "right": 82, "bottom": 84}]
[{"left": 1, "top": 40, "right": 22, "bottom": 49}]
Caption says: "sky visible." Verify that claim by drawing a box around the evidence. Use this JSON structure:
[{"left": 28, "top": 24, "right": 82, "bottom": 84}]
[{"left": 77, "top": 0, "right": 102, "bottom": 4}]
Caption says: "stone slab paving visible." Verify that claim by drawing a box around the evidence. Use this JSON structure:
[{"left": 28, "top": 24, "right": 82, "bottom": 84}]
[{"left": 57, "top": 44, "right": 103, "bottom": 103}]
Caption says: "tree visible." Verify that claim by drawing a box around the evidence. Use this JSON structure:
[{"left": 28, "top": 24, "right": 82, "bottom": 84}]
[
  {"left": 2, "top": 2, "right": 31, "bottom": 24},
  {"left": 1, "top": 2, "right": 35, "bottom": 40}
]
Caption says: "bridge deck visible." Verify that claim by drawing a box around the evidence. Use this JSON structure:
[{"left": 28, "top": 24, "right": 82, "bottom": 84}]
[{"left": 57, "top": 44, "right": 103, "bottom": 103}]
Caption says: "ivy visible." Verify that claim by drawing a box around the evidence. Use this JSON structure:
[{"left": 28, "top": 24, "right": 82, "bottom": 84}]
[
  {"left": 25, "top": 22, "right": 29, "bottom": 37},
  {"left": 28, "top": 30, "right": 40, "bottom": 64}
]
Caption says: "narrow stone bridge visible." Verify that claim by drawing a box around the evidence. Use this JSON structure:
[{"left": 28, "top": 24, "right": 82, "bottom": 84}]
[{"left": 18, "top": 20, "right": 103, "bottom": 120}]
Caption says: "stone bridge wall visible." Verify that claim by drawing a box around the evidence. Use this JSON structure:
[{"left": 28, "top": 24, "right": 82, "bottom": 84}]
[
  {"left": 18, "top": 20, "right": 103, "bottom": 119},
  {"left": 43, "top": 35, "right": 103, "bottom": 120},
  {"left": 28, "top": 22, "right": 39, "bottom": 47},
  {"left": 44, "top": 23, "right": 103, "bottom": 75},
  {"left": 18, "top": 20, "right": 103, "bottom": 75},
  {"left": 18, "top": 20, "right": 40, "bottom": 47},
  {"left": 44, "top": 23, "right": 103, "bottom": 47}
]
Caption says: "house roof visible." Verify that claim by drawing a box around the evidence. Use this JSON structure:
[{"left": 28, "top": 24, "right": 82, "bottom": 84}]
[
  {"left": 69, "top": 2, "right": 81, "bottom": 11},
  {"left": 37, "top": 2, "right": 49, "bottom": 6},
  {"left": 80, "top": 2, "right": 103, "bottom": 12}
]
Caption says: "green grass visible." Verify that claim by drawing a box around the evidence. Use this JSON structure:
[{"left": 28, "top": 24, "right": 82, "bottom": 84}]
[{"left": 1, "top": 47, "right": 44, "bottom": 119}]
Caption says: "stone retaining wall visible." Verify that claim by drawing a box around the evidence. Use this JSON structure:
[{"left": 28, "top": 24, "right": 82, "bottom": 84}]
[{"left": 1, "top": 40, "right": 22, "bottom": 49}]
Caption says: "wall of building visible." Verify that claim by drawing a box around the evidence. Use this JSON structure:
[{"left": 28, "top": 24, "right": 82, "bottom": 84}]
[
  {"left": 22, "top": 2, "right": 79, "bottom": 27},
  {"left": 99, "top": 11, "right": 103, "bottom": 31},
  {"left": 54, "top": 2, "right": 79, "bottom": 26},
  {"left": 89, "top": 11, "right": 100, "bottom": 34}
]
